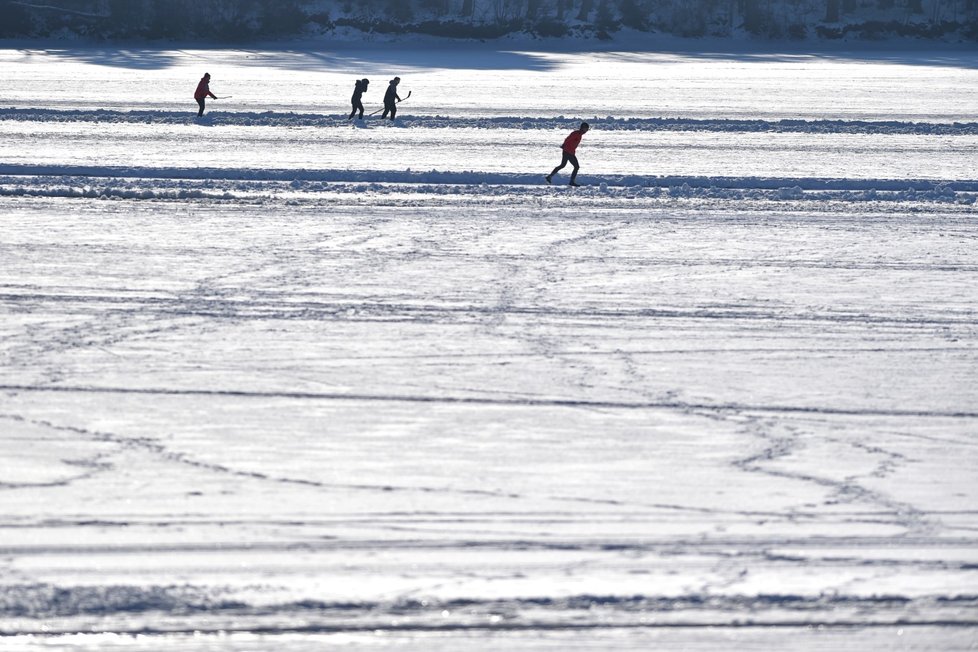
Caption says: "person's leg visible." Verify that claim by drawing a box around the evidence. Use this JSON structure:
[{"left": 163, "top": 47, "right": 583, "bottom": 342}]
[
  {"left": 549, "top": 151, "right": 571, "bottom": 178},
  {"left": 382, "top": 105, "right": 390, "bottom": 119},
  {"left": 349, "top": 102, "right": 356, "bottom": 120},
  {"left": 568, "top": 154, "right": 580, "bottom": 184},
  {"left": 390, "top": 104, "right": 397, "bottom": 120},
  {"left": 197, "top": 98, "right": 205, "bottom": 117},
  {"left": 357, "top": 99, "right": 364, "bottom": 119}
]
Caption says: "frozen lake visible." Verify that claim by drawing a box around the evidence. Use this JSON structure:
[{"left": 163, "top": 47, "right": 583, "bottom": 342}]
[{"left": 0, "top": 42, "right": 977, "bottom": 650}]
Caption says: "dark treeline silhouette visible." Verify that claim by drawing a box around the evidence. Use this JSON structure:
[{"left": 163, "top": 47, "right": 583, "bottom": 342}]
[
  {"left": 0, "top": 0, "right": 307, "bottom": 40},
  {"left": 1, "top": 0, "right": 975, "bottom": 40}
]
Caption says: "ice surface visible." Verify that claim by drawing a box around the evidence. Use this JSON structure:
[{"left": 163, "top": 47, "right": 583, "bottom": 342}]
[{"left": 0, "top": 43, "right": 976, "bottom": 650}]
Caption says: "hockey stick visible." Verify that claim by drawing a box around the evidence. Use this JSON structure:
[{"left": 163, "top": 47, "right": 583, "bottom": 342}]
[{"left": 367, "top": 90, "right": 411, "bottom": 117}]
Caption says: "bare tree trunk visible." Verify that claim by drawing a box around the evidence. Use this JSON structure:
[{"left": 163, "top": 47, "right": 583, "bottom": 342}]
[
  {"left": 825, "top": 0, "right": 840, "bottom": 21},
  {"left": 577, "top": 0, "right": 593, "bottom": 20}
]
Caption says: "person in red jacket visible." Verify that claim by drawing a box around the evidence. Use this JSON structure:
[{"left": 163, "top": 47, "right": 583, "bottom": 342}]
[
  {"left": 194, "top": 73, "right": 218, "bottom": 117},
  {"left": 546, "top": 121, "right": 590, "bottom": 186}
]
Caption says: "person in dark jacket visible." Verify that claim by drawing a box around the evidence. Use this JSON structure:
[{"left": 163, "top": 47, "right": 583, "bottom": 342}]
[
  {"left": 546, "top": 122, "right": 590, "bottom": 186},
  {"left": 381, "top": 77, "right": 401, "bottom": 120},
  {"left": 194, "top": 73, "right": 217, "bottom": 117},
  {"left": 349, "top": 78, "right": 369, "bottom": 120}
]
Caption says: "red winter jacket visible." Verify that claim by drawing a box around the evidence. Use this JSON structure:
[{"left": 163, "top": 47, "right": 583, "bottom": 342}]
[
  {"left": 195, "top": 78, "right": 216, "bottom": 101},
  {"left": 562, "top": 130, "right": 584, "bottom": 154}
]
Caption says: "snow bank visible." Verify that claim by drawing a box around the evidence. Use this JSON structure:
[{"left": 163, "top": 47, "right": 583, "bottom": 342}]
[
  {"left": 3, "top": 582, "right": 976, "bottom": 631},
  {"left": 0, "top": 184, "right": 239, "bottom": 201},
  {"left": 2, "top": 168, "right": 975, "bottom": 206},
  {"left": 3, "top": 108, "right": 977, "bottom": 135},
  {"left": 3, "top": 164, "right": 977, "bottom": 191}
]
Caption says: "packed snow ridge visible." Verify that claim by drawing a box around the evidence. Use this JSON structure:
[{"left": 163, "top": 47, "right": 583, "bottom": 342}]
[
  {"left": 1, "top": 168, "right": 976, "bottom": 205},
  {"left": 3, "top": 108, "right": 978, "bottom": 135}
]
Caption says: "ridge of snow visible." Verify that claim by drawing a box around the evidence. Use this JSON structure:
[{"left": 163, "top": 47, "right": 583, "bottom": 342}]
[{"left": 3, "top": 108, "right": 977, "bottom": 134}]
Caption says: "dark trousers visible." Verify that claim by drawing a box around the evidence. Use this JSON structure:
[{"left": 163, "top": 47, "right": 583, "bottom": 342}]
[
  {"left": 196, "top": 98, "right": 206, "bottom": 117},
  {"left": 349, "top": 98, "right": 364, "bottom": 119},
  {"left": 381, "top": 102, "right": 397, "bottom": 120},
  {"left": 550, "top": 151, "right": 580, "bottom": 181}
]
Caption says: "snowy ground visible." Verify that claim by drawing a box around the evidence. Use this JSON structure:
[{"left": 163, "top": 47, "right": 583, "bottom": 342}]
[{"left": 1, "top": 43, "right": 977, "bottom": 650}]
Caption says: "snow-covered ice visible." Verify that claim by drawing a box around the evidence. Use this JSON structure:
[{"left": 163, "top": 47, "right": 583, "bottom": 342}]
[{"left": 0, "top": 43, "right": 976, "bottom": 650}]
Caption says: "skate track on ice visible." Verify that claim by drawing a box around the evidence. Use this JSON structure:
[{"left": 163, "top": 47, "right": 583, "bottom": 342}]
[{"left": 1, "top": 45, "right": 977, "bottom": 650}]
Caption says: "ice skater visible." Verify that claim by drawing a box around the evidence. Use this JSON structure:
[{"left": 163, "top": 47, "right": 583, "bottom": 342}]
[
  {"left": 546, "top": 122, "right": 590, "bottom": 187},
  {"left": 381, "top": 77, "right": 401, "bottom": 120},
  {"left": 194, "top": 72, "right": 218, "bottom": 117},
  {"left": 349, "top": 78, "right": 369, "bottom": 120}
]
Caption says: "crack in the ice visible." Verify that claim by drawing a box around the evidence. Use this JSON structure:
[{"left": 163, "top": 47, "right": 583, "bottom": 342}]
[
  {"left": 0, "top": 414, "right": 119, "bottom": 491},
  {"left": 731, "top": 416, "right": 936, "bottom": 537},
  {"left": 5, "top": 290, "right": 975, "bottom": 328},
  {"left": 4, "top": 384, "right": 973, "bottom": 418},
  {"left": 0, "top": 455, "right": 114, "bottom": 491},
  {"left": 18, "top": 417, "right": 528, "bottom": 503}
]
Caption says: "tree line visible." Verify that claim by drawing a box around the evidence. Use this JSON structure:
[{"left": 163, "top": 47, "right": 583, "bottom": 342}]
[{"left": 1, "top": 0, "right": 975, "bottom": 40}]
